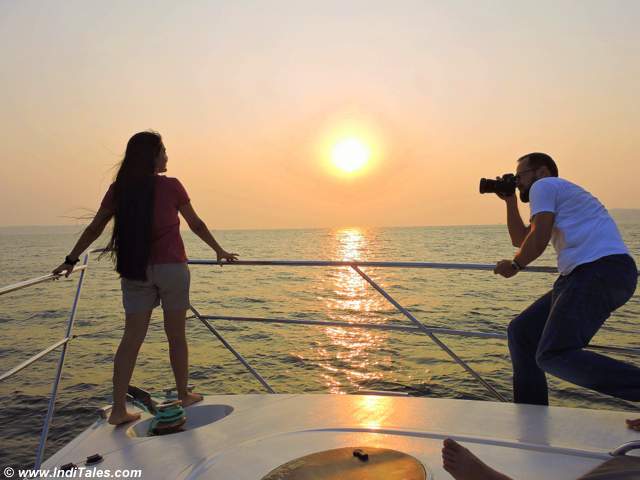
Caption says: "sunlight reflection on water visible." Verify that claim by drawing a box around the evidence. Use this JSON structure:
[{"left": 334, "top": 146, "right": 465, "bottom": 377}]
[{"left": 321, "top": 228, "right": 398, "bottom": 393}]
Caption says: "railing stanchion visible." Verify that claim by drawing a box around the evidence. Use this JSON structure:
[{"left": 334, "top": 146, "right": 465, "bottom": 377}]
[
  {"left": 34, "top": 253, "right": 90, "bottom": 468},
  {"left": 351, "top": 265, "right": 507, "bottom": 403},
  {"left": 190, "top": 305, "right": 275, "bottom": 394}
]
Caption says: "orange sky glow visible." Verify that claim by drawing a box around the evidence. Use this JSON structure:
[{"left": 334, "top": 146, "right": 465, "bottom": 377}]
[{"left": 1, "top": 1, "right": 638, "bottom": 229}]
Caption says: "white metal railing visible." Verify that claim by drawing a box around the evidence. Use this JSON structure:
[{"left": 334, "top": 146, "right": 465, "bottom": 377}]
[
  {"left": 0, "top": 265, "right": 87, "bottom": 297},
  {"left": 185, "top": 260, "right": 640, "bottom": 402},
  {"left": 0, "top": 253, "right": 90, "bottom": 469},
  {"left": 1, "top": 253, "right": 639, "bottom": 467}
]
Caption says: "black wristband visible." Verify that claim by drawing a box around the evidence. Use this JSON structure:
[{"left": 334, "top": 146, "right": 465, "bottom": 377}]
[
  {"left": 64, "top": 255, "right": 79, "bottom": 265},
  {"left": 512, "top": 259, "right": 524, "bottom": 271}
]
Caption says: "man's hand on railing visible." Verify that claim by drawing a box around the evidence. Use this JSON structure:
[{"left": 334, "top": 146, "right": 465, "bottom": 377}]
[{"left": 493, "top": 259, "right": 519, "bottom": 278}]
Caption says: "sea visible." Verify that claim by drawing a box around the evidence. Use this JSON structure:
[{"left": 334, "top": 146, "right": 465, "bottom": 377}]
[{"left": 1, "top": 223, "right": 639, "bottom": 468}]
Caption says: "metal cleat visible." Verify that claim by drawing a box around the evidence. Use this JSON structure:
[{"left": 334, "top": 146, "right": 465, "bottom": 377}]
[{"left": 128, "top": 385, "right": 157, "bottom": 414}]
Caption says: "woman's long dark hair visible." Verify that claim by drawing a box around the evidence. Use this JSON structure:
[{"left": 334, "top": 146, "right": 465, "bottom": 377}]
[{"left": 104, "top": 131, "right": 162, "bottom": 280}]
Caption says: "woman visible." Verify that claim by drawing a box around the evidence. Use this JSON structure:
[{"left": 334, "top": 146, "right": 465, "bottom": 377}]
[{"left": 53, "top": 131, "right": 237, "bottom": 425}]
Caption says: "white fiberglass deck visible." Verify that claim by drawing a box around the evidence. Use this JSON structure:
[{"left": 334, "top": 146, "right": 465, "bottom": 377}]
[{"left": 43, "top": 394, "right": 639, "bottom": 479}]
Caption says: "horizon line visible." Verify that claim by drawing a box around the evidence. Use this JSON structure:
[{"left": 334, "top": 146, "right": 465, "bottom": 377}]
[{"left": 2, "top": 218, "right": 640, "bottom": 233}]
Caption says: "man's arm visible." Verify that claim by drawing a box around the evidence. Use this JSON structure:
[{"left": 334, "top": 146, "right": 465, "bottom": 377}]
[
  {"left": 504, "top": 196, "right": 530, "bottom": 247},
  {"left": 513, "top": 212, "right": 554, "bottom": 267}
]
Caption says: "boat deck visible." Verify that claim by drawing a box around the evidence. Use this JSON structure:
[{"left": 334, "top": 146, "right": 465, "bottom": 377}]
[{"left": 43, "top": 394, "right": 639, "bottom": 479}]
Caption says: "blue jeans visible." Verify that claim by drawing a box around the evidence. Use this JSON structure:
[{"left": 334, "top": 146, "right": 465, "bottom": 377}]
[{"left": 507, "top": 254, "right": 639, "bottom": 405}]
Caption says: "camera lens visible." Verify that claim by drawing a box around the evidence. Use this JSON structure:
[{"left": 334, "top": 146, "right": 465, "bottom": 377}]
[{"left": 479, "top": 178, "right": 497, "bottom": 194}]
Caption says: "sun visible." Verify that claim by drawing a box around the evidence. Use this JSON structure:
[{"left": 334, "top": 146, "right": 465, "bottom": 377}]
[{"left": 331, "top": 138, "right": 370, "bottom": 174}]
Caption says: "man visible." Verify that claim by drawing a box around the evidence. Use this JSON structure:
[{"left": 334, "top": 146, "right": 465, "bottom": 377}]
[{"left": 492, "top": 152, "right": 638, "bottom": 414}]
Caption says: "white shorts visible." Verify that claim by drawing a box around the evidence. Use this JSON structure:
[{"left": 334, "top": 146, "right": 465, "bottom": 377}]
[{"left": 120, "top": 263, "right": 190, "bottom": 314}]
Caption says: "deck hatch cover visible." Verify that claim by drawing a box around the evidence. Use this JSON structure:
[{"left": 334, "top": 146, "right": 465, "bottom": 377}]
[{"left": 260, "top": 446, "right": 429, "bottom": 480}]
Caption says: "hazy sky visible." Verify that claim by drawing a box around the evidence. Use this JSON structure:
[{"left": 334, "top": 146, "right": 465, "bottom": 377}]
[{"left": 1, "top": 0, "right": 638, "bottom": 229}]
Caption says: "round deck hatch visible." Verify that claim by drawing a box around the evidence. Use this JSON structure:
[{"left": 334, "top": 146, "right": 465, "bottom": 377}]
[
  {"left": 260, "top": 446, "right": 429, "bottom": 480},
  {"left": 127, "top": 404, "right": 233, "bottom": 438}
]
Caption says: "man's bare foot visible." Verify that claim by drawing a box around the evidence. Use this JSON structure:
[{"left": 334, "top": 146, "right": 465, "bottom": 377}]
[
  {"left": 108, "top": 410, "right": 141, "bottom": 426},
  {"left": 179, "top": 391, "right": 203, "bottom": 408},
  {"left": 442, "top": 439, "right": 514, "bottom": 480},
  {"left": 626, "top": 419, "right": 640, "bottom": 431}
]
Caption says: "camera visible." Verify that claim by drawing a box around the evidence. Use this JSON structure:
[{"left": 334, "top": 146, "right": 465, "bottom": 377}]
[{"left": 479, "top": 173, "right": 516, "bottom": 196}]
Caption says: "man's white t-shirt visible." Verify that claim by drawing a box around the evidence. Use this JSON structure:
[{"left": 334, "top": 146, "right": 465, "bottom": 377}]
[{"left": 529, "top": 177, "right": 629, "bottom": 275}]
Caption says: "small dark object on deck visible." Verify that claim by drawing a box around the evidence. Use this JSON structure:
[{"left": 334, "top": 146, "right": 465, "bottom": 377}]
[
  {"left": 86, "top": 454, "right": 103, "bottom": 465},
  {"left": 353, "top": 449, "right": 369, "bottom": 461}
]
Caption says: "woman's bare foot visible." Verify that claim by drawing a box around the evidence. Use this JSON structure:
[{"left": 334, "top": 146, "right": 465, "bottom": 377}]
[
  {"left": 626, "top": 419, "right": 640, "bottom": 431},
  {"left": 442, "top": 439, "right": 514, "bottom": 480},
  {"left": 179, "top": 391, "right": 203, "bottom": 408},
  {"left": 108, "top": 410, "right": 141, "bottom": 426}
]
